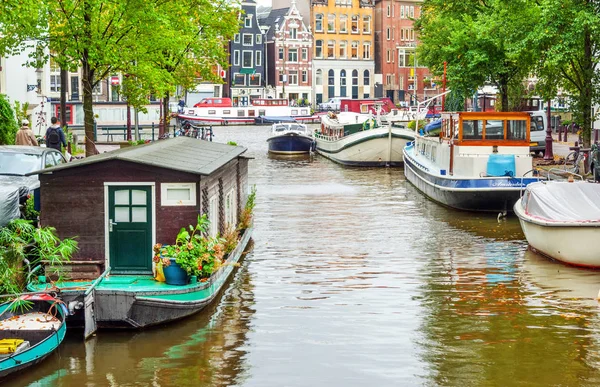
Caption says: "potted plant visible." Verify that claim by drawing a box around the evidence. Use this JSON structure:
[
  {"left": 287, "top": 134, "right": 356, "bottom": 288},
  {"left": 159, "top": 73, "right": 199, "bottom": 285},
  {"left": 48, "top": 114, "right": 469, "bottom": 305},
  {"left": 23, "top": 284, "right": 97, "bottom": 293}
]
[{"left": 154, "top": 215, "right": 226, "bottom": 286}]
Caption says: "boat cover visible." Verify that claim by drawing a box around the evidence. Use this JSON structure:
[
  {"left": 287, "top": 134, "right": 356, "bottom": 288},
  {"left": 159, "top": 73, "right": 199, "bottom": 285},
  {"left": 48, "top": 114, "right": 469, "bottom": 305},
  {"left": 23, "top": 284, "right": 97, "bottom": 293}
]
[
  {"left": 0, "top": 186, "right": 21, "bottom": 227},
  {"left": 425, "top": 119, "right": 442, "bottom": 132},
  {"left": 523, "top": 181, "right": 600, "bottom": 222}
]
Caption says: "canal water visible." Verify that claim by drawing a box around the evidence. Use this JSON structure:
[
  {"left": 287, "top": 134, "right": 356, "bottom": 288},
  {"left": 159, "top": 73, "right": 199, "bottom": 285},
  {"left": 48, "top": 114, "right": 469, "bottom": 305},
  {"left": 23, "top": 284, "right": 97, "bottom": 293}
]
[{"left": 10, "top": 125, "right": 600, "bottom": 386}]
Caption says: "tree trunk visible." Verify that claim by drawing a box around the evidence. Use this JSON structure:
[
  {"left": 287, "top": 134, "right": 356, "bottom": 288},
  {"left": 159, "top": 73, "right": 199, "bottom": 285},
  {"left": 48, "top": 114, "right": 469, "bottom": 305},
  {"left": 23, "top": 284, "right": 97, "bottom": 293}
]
[
  {"left": 82, "top": 58, "right": 95, "bottom": 157},
  {"left": 163, "top": 91, "right": 170, "bottom": 135},
  {"left": 498, "top": 75, "right": 509, "bottom": 112},
  {"left": 581, "top": 28, "right": 594, "bottom": 148},
  {"left": 83, "top": 0, "right": 95, "bottom": 157}
]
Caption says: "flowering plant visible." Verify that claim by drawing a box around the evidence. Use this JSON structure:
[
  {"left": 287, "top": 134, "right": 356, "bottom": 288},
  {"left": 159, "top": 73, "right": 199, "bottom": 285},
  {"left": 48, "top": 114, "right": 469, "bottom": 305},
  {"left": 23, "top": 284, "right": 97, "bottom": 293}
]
[{"left": 156, "top": 215, "right": 226, "bottom": 278}]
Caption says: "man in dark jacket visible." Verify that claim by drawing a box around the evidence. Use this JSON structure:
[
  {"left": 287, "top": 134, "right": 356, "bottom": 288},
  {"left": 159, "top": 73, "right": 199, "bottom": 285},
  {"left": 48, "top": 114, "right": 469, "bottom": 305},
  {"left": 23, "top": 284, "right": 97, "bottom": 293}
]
[{"left": 45, "top": 117, "right": 67, "bottom": 151}]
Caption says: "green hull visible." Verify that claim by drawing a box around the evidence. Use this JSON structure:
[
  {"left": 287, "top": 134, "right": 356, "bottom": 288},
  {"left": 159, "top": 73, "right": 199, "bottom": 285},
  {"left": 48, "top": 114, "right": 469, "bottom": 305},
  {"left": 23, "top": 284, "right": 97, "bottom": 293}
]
[
  {"left": 0, "top": 299, "right": 67, "bottom": 381},
  {"left": 29, "top": 227, "right": 253, "bottom": 329}
]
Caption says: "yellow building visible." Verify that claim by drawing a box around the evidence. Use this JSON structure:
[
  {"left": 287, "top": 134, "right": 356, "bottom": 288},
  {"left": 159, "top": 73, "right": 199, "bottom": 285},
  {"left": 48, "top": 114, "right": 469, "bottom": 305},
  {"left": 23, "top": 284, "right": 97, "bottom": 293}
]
[{"left": 310, "top": 0, "right": 376, "bottom": 105}]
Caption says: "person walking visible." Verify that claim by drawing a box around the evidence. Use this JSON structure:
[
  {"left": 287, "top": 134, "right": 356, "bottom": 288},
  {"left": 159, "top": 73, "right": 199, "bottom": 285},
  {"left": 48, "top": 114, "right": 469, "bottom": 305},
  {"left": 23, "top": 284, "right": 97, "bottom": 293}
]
[
  {"left": 15, "top": 119, "right": 39, "bottom": 146},
  {"left": 45, "top": 117, "right": 67, "bottom": 151}
]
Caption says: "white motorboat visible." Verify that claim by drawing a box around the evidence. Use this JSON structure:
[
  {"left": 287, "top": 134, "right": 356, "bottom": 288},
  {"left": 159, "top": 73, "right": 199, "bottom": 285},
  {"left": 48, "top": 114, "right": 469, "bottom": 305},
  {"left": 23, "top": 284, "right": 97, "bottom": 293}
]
[
  {"left": 315, "top": 111, "right": 414, "bottom": 167},
  {"left": 514, "top": 180, "right": 600, "bottom": 267}
]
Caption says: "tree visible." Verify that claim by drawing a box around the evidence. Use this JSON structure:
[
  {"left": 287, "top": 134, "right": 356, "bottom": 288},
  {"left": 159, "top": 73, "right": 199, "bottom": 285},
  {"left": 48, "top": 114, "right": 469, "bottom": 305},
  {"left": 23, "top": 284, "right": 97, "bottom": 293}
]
[
  {"left": 0, "top": 0, "right": 239, "bottom": 156},
  {"left": 119, "top": 0, "right": 239, "bottom": 136},
  {"left": 0, "top": 95, "right": 18, "bottom": 145},
  {"left": 416, "top": 0, "right": 538, "bottom": 111},
  {"left": 530, "top": 0, "right": 600, "bottom": 147}
]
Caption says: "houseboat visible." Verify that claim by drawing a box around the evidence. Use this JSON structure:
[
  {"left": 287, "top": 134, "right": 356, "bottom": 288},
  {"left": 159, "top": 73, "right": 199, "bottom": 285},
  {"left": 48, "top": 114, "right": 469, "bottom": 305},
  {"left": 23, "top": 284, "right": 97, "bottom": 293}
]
[
  {"left": 339, "top": 98, "right": 396, "bottom": 115},
  {"left": 315, "top": 110, "right": 415, "bottom": 167},
  {"left": 267, "top": 123, "right": 315, "bottom": 155},
  {"left": 177, "top": 97, "right": 317, "bottom": 125},
  {"left": 28, "top": 137, "right": 253, "bottom": 334},
  {"left": 403, "top": 111, "right": 544, "bottom": 213}
]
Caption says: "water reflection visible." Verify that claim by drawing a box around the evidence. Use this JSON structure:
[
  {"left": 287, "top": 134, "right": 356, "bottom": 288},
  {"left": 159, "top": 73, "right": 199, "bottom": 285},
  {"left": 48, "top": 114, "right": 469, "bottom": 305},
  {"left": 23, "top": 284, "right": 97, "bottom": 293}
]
[
  {"left": 14, "top": 259, "right": 255, "bottom": 387},
  {"left": 417, "top": 239, "right": 600, "bottom": 386}
]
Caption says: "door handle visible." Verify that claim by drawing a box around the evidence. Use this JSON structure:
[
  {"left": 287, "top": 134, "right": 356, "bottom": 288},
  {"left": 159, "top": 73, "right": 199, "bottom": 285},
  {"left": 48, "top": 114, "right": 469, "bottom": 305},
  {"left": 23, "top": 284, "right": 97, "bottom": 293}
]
[{"left": 109, "top": 219, "right": 117, "bottom": 232}]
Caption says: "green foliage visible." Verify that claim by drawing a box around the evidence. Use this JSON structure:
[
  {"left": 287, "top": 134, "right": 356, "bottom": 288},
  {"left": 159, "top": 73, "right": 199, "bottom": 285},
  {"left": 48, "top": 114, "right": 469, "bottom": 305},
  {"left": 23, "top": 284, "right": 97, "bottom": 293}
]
[
  {"left": 528, "top": 0, "right": 600, "bottom": 147},
  {"left": 0, "top": 94, "right": 18, "bottom": 145},
  {"left": 157, "top": 214, "right": 226, "bottom": 278},
  {"left": 23, "top": 195, "right": 39, "bottom": 222},
  {"left": 416, "top": 0, "right": 537, "bottom": 111},
  {"left": 0, "top": 0, "right": 240, "bottom": 156},
  {"left": 238, "top": 185, "right": 257, "bottom": 231},
  {"left": 13, "top": 101, "right": 30, "bottom": 126},
  {"left": 0, "top": 219, "right": 77, "bottom": 297},
  {"left": 227, "top": 141, "right": 238, "bottom": 146},
  {"left": 408, "top": 120, "right": 426, "bottom": 130}
]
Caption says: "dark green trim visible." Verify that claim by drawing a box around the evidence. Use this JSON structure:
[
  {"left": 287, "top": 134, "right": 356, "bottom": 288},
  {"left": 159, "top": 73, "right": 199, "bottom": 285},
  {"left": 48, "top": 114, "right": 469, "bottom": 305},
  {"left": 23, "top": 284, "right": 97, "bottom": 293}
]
[{"left": 316, "top": 132, "right": 414, "bottom": 154}]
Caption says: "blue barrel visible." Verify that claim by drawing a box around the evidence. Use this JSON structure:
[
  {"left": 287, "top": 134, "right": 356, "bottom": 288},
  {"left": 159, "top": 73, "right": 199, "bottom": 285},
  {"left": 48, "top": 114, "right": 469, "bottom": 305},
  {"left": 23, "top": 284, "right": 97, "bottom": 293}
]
[{"left": 486, "top": 154, "right": 516, "bottom": 177}]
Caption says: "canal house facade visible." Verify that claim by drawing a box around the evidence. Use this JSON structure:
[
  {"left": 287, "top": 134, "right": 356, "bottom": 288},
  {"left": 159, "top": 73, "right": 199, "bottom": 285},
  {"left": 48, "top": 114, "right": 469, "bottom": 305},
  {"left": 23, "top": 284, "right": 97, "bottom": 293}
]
[
  {"left": 229, "top": 0, "right": 266, "bottom": 106},
  {"left": 310, "top": 0, "right": 376, "bottom": 105},
  {"left": 261, "top": 1, "right": 313, "bottom": 103},
  {"left": 36, "top": 137, "right": 249, "bottom": 279}
]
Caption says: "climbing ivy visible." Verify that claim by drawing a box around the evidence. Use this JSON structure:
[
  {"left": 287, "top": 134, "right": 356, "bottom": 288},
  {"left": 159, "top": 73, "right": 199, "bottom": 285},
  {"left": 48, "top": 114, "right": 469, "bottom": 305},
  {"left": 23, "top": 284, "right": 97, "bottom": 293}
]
[{"left": 0, "top": 94, "right": 18, "bottom": 145}]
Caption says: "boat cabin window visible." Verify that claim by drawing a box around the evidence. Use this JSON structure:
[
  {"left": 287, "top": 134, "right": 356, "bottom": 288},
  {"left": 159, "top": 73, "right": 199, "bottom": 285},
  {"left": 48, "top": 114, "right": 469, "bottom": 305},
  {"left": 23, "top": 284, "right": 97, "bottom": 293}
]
[
  {"left": 462, "top": 120, "right": 484, "bottom": 140},
  {"left": 507, "top": 120, "right": 527, "bottom": 140},
  {"left": 485, "top": 120, "right": 504, "bottom": 139}
]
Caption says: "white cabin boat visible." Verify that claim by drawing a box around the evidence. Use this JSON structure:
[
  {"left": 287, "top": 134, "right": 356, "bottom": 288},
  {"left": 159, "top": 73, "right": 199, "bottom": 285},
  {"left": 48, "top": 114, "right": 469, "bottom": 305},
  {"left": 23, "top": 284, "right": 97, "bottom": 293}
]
[
  {"left": 315, "top": 111, "right": 414, "bottom": 167},
  {"left": 177, "top": 98, "right": 316, "bottom": 125},
  {"left": 403, "top": 111, "right": 544, "bottom": 212},
  {"left": 515, "top": 181, "right": 600, "bottom": 268}
]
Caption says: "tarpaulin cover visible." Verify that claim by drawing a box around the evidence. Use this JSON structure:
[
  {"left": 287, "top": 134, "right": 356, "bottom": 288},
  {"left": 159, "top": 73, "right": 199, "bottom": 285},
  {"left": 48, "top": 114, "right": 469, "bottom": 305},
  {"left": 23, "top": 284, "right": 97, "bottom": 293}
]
[
  {"left": 523, "top": 181, "right": 600, "bottom": 222},
  {"left": 0, "top": 186, "right": 21, "bottom": 227}
]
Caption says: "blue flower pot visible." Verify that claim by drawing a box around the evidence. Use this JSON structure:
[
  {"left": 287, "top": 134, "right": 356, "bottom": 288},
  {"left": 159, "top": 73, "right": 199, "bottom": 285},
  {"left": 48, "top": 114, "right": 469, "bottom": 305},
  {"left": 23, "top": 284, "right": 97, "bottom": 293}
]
[{"left": 162, "top": 258, "right": 189, "bottom": 285}]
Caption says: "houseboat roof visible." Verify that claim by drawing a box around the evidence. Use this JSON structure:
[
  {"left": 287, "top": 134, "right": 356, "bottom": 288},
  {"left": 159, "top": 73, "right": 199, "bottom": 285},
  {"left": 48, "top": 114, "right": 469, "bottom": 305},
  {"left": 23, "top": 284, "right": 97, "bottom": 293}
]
[{"left": 31, "top": 137, "right": 248, "bottom": 177}]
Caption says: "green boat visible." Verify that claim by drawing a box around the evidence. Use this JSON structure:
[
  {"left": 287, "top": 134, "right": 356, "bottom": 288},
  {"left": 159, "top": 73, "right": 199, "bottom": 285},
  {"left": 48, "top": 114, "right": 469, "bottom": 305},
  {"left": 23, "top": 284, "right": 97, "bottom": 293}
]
[
  {"left": 0, "top": 295, "right": 67, "bottom": 381},
  {"left": 29, "top": 226, "right": 253, "bottom": 334}
]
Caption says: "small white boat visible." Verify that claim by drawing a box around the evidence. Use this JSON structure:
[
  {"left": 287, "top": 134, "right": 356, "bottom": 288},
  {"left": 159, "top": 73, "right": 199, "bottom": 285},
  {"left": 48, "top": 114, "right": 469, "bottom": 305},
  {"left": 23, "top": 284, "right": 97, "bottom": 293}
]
[
  {"left": 267, "top": 123, "right": 314, "bottom": 155},
  {"left": 315, "top": 111, "right": 414, "bottom": 167},
  {"left": 514, "top": 180, "right": 600, "bottom": 267}
]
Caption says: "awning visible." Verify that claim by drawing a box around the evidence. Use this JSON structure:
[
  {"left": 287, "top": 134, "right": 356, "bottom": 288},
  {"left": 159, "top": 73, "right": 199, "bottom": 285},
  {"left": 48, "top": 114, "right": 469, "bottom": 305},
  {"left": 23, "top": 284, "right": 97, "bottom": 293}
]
[{"left": 240, "top": 68, "right": 256, "bottom": 75}]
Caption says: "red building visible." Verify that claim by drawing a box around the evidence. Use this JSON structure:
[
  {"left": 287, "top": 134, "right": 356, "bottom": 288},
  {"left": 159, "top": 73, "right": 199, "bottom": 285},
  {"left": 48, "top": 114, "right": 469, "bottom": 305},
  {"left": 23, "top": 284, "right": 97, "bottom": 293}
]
[
  {"left": 261, "top": 0, "right": 313, "bottom": 104},
  {"left": 374, "top": 0, "right": 440, "bottom": 107}
]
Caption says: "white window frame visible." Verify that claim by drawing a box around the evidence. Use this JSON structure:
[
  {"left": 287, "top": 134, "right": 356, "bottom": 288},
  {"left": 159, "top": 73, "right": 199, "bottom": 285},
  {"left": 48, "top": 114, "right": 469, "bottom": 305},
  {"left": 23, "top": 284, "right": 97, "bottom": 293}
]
[
  {"left": 245, "top": 15, "right": 252, "bottom": 28},
  {"left": 242, "top": 50, "right": 253, "bottom": 68},
  {"left": 234, "top": 50, "right": 240, "bottom": 66},
  {"left": 302, "top": 48, "right": 308, "bottom": 61},
  {"left": 256, "top": 50, "right": 262, "bottom": 66},
  {"left": 256, "top": 34, "right": 262, "bottom": 44},
  {"left": 209, "top": 195, "right": 219, "bottom": 237},
  {"left": 302, "top": 70, "right": 308, "bottom": 83},
  {"left": 225, "top": 189, "right": 237, "bottom": 227},
  {"left": 243, "top": 33, "right": 253, "bottom": 46},
  {"left": 160, "top": 183, "right": 197, "bottom": 206},
  {"left": 234, "top": 33, "right": 240, "bottom": 43},
  {"left": 50, "top": 74, "right": 61, "bottom": 93}
]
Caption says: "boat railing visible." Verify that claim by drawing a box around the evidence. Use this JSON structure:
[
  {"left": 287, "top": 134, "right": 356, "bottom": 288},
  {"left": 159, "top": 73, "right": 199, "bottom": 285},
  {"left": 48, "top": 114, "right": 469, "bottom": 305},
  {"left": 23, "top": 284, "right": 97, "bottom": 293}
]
[
  {"left": 85, "top": 266, "right": 111, "bottom": 296},
  {"left": 547, "top": 168, "right": 584, "bottom": 181}
]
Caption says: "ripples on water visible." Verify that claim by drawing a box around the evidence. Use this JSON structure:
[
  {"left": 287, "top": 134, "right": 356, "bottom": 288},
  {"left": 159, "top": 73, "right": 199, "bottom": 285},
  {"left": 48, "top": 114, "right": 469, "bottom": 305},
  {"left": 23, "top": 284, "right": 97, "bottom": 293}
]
[{"left": 12, "top": 125, "right": 600, "bottom": 387}]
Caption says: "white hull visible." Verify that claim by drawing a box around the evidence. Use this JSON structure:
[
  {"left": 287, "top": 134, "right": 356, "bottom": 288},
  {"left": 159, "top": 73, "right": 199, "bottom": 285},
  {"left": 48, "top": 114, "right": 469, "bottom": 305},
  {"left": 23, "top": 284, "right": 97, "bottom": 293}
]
[
  {"left": 515, "top": 198, "right": 600, "bottom": 267},
  {"left": 315, "top": 127, "right": 414, "bottom": 166}
]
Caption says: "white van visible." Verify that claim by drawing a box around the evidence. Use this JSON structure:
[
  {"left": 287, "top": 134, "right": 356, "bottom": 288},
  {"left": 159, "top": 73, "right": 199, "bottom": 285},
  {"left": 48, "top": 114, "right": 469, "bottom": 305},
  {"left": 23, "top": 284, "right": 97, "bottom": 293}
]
[
  {"left": 529, "top": 111, "right": 547, "bottom": 156},
  {"left": 318, "top": 97, "right": 343, "bottom": 111}
]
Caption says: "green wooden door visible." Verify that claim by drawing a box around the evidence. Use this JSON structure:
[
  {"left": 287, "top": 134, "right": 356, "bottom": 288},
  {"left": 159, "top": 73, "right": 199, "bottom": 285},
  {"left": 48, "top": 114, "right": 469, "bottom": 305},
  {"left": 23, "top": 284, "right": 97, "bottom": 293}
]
[{"left": 108, "top": 186, "right": 153, "bottom": 274}]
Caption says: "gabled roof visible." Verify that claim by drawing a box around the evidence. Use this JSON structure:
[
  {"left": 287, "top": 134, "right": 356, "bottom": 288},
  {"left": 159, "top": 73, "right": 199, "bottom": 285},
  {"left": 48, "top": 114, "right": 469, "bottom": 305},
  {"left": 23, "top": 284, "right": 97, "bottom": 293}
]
[
  {"left": 31, "top": 137, "right": 248, "bottom": 177},
  {"left": 260, "top": 8, "right": 289, "bottom": 42}
]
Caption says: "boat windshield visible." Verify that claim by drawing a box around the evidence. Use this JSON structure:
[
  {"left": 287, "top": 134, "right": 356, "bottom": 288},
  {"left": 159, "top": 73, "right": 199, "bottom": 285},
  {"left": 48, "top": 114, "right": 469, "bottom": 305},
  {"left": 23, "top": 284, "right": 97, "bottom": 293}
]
[
  {"left": 461, "top": 118, "right": 528, "bottom": 141},
  {"left": 273, "top": 124, "right": 306, "bottom": 133}
]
